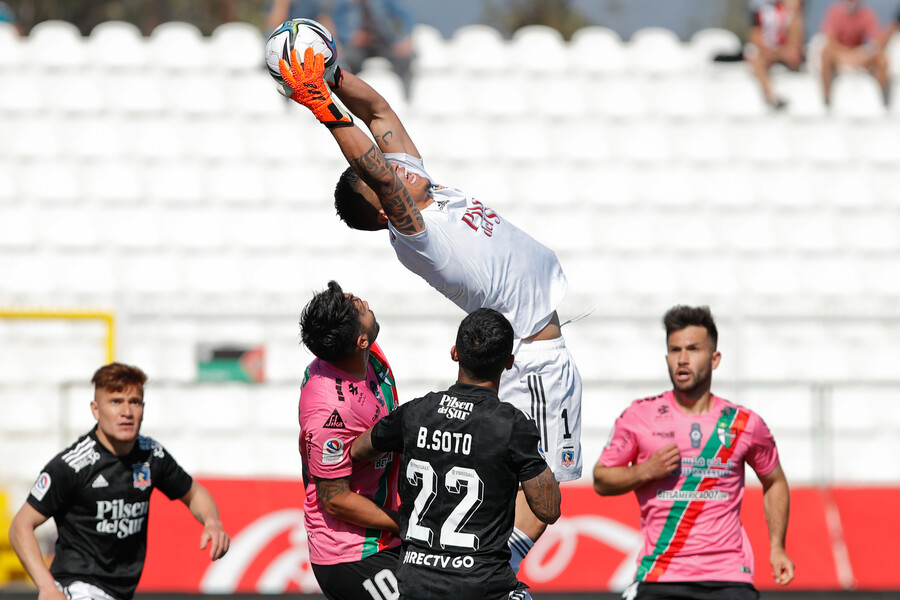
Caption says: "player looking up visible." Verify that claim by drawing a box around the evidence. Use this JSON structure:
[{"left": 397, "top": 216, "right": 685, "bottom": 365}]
[
  {"left": 351, "top": 308, "right": 560, "bottom": 600},
  {"left": 8, "top": 363, "right": 230, "bottom": 600},
  {"left": 297, "top": 280, "right": 402, "bottom": 600},
  {"left": 593, "top": 305, "right": 794, "bottom": 600},
  {"left": 278, "top": 44, "right": 582, "bottom": 573}
]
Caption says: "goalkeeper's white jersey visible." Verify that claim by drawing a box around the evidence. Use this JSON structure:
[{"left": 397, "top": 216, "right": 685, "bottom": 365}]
[{"left": 385, "top": 153, "right": 567, "bottom": 339}]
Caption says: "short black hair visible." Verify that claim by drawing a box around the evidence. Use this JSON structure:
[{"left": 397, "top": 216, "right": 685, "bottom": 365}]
[
  {"left": 455, "top": 308, "right": 514, "bottom": 381},
  {"left": 300, "top": 280, "right": 361, "bottom": 362},
  {"left": 334, "top": 166, "right": 383, "bottom": 231},
  {"left": 663, "top": 305, "right": 718, "bottom": 349}
]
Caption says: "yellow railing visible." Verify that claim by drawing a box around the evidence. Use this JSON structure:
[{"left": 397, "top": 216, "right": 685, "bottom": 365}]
[{"left": 0, "top": 308, "right": 115, "bottom": 363}]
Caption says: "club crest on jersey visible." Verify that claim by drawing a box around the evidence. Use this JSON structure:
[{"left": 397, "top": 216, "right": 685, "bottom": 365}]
[
  {"left": 31, "top": 472, "right": 51, "bottom": 501},
  {"left": 690, "top": 423, "right": 702, "bottom": 448},
  {"left": 323, "top": 409, "right": 346, "bottom": 429},
  {"left": 560, "top": 448, "right": 575, "bottom": 467},
  {"left": 322, "top": 438, "right": 344, "bottom": 465},
  {"left": 717, "top": 426, "right": 737, "bottom": 448},
  {"left": 132, "top": 462, "right": 152, "bottom": 489}
]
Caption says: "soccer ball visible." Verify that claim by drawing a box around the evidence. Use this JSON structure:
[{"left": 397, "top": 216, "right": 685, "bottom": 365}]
[{"left": 265, "top": 18, "right": 338, "bottom": 95}]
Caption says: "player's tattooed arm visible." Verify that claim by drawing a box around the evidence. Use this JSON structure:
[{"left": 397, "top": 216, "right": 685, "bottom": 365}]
[
  {"left": 314, "top": 476, "right": 351, "bottom": 506},
  {"left": 351, "top": 145, "right": 424, "bottom": 235},
  {"left": 350, "top": 428, "right": 384, "bottom": 463},
  {"left": 312, "top": 474, "right": 400, "bottom": 533},
  {"left": 522, "top": 467, "right": 562, "bottom": 525}
]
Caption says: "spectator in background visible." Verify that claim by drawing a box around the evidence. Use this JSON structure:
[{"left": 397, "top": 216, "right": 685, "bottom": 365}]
[
  {"left": 879, "top": 3, "right": 900, "bottom": 47},
  {"left": 820, "top": 0, "right": 890, "bottom": 107},
  {"left": 0, "top": 1, "right": 21, "bottom": 34},
  {"left": 264, "top": 0, "right": 335, "bottom": 36},
  {"left": 745, "top": 0, "right": 805, "bottom": 109},
  {"left": 331, "top": 0, "right": 416, "bottom": 97}
]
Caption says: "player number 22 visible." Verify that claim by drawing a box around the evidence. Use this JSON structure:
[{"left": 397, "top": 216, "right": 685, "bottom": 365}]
[{"left": 405, "top": 459, "right": 483, "bottom": 550}]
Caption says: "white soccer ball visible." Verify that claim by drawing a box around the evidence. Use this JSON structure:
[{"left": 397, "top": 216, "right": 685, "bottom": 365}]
[{"left": 265, "top": 18, "right": 338, "bottom": 96}]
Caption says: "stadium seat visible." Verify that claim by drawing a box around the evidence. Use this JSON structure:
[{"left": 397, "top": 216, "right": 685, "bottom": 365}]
[
  {"left": 830, "top": 72, "right": 888, "bottom": 120},
  {"left": 87, "top": 20, "right": 147, "bottom": 70},
  {"left": 689, "top": 164, "right": 755, "bottom": 207},
  {"left": 145, "top": 161, "right": 203, "bottom": 204},
  {"left": 728, "top": 119, "right": 794, "bottom": 164},
  {"left": 209, "top": 22, "right": 265, "bottom": 72},
  {"left": 0, "top": 165, "right": 18, "bottom": 204},
  {"left": 148, "top": 21, "right": 208, "bottom": 71},
  {"left": 0, "top": 254, "right": 54, "bottom": 294},
  {"left": 471, "top": 74, "right": 529, "bottom": 119},
  {"left": 54, "top": 253, "right": 117, "bottom": 296},
  {"left": 775, "top": 71, "right": 827, "bottom": 119},
  {"left": 750, "top": 164, "right": 814, "bottom": 207},
  {"left": 644, "top": 77, "right": 711, "bottom": 119},
  {"left": 713, "top": 209, "right": 778, "bottom": 253},
  {"left": 356, "top": 62, "right": 408, "bottom": 114},
  {"left": 83, "top": 160, "right": 145, "bottom": 204},
  {"left": 411, "top": 23, "right": 451, "bottom": 74},
  {"left": 844, "top": 122, "right": 900, "bottom": 166},
  {"left": 59, "top": 116, "right": 125, "bottom": 160},
  {"left": 408, "top": 72, "right": 469, "bottom": 118},
  {"left": 810, "top": 164, "right": 877, "bottom": 208},
  {"left": 789, "top": 120, "right": 850, "bottom": 165},
  {"left": 568, "top": 26, "right": 627, "bottom": 76},
  {"left": 705, "top": 71, "right": 768, "bottom": 118},
  {"left": 188, "top": 119, "right": 247, "bottom": 161},
  {"left": 127, "top": 117, "right": 189, "bottom": 161},
  {"left": 19, "top": 161, "right": 82, "bottom": 203},
  {"left": 627, "top": 27, "right": 688, "bottom": 76},
  {"left": 633, "top": 165, "right": 694, "bottom": 207},
  {"left": 226, "top": 71, "right": 289, "bottom": 117},
  {"left": 0, "top": 207, "right": 36, "bottom": 248},
  {"left": 42, "top": 72, "right": 107, "bottom": 114},
  {"left": 104, "top": 71, "right": 165, "bottom": 114},
  {"left": 97, "top": 207, "right": 163, "bottom": 250},
  {"left": 610, "top": 120, "right": 674, "bottom": 164},
  {"left": 206, "top": 162, "right": 268, "bottom": 204},
  {"left": 887, "top": 32, "right": 900, "bottom": 78},
  {"left": 0, "top": 21, "right": 22, "bottom": 71},
  {"left": 448, "top": 24, "right": 510, "bottom": 75},
  {"left": 686, "top": 27, "right": 742, "bottom": 69},
  {"left": 37, "top": 207, "right": 100, "bottom": 249},
  {"left": 669, "top": 122, "right": 732, "bottom": 164},
  {"left": 162, "top": 208, "right": 228, "bottom": 251},
  {"left": 5, "top": 117, "right": 61, "bottom": 160},
  {"left": 509, "top": 25, "right": 568, "bottom": 75},
  {"left": 0, "top": 72, "right": 43, "bottom": 114},
  {"left": 587, "top": 76, "right": 649, "bottom": 119},
  {"left": 163, "top": 72, "right": 229, "bottom": 115},
  {"left": 27, "top": 20, "right": 87, "bottom": 71}
]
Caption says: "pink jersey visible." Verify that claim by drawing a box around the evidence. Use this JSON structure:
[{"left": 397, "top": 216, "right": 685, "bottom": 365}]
[
  {"left": 298, "top": 343, "right": 401, "bottom": 565},
  {"left": 599, "top": 391, "right": 779, "bottom": 584}
]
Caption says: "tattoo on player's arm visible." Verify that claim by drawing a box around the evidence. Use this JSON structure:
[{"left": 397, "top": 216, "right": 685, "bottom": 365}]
[
  {"left": 522, "top": 468, "right": 561, "bottom": 523},
  {"left": 351, "top": 149, "right": 423, "bottom": 235},
  {"left": 314, "top": 477, "right": 350, "bottom": 505},
  {"left": 374, "top": 129, "right": 394, "bottom": 147}
]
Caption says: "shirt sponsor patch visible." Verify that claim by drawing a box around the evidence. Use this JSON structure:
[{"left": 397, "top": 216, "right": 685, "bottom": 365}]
[
  {"left": 132, "top": 462, "right": 152, "bottom": 489},
  {"left": 656, "top": 489, "right": 729, "bottom": 501},
  {"left": 323, "top": 409, "right": 346, "bottom": 429},
  {"left": 31, "top": 472, "right": 51, "bottom": 501},
  {"left": 322, "top": 438, "right": 344, "bottom": 465}
]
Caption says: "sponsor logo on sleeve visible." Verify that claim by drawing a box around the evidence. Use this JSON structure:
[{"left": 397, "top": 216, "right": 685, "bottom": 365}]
[
  {"left": 322, "top": 438, "right": 344, "bottom": 465},
  {"left": 132, "top": 462, "right": 152, "bottom": 489},
  {"left": 61, "top": 437, "right": 101, "bottom": 473},
  {"left": 31, "top": 472, "right": 51, "bottom": 501},
  {"left": 322, "top": 409, "right": 346, "bottom": 429}
]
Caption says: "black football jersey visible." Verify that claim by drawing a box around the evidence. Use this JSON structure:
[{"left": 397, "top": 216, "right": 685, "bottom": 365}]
[
  {"left": 26, "top": 429, "right": 193, "bottom": 600},
  {"left": 370, "top": 382, "right": 546, "bottom": 599}
]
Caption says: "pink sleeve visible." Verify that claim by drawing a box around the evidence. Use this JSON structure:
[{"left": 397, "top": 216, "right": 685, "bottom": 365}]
[
  {"left": 863, "top": 9, "right": 882, "bottom": 43},
  {"left": 599, "top": 408, "right": 639, "bottom": 467},
  {"left": 745, "top": 413, "right": 779, "bottom": 477},
  {"left": 304, "top": 406, "right": 357, "bottom": 480}
]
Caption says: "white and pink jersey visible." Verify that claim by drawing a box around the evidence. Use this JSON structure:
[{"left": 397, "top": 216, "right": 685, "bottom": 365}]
[
  {"left": 599, "top": 391, "right": 779, "bottom": 584},
  {"left": 298, "top": 343, "right": 401, "bottom": 565}
]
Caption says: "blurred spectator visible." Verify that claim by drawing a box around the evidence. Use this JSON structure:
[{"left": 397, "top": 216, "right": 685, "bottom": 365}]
[
  {"left": 264, "top": 0, "right": 334, "bottom": 35},
  {"left": 819, "top": 0, "right": 890, "bottom": 107},
  {"left": 331, "top": 0, "right": 416, "bottom": 97},
  {"left": 880, "top": 2, "right": 900, "bottom": 46},
  {"left": 745, "top": 0, "right": 804, "bottom": 109}
]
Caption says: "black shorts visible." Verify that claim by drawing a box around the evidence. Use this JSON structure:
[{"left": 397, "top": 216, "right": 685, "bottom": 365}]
[
  {"left": 312, "top": 546, "right": 400, "bottom": 600},
  {"left": 625, "top": 581, "right": 759, "bottom": 600}
]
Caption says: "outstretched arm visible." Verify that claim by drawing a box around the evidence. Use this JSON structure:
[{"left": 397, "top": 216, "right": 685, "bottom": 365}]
[
  {"left": 758, "top": 463, "right": 794, "bottom": 586},
  {"left": 521, "top": 466, "right": 561, "bottom": 524},
  {"left": 9, "top": 504, "right": 66, "bottom": 600},
  {"left": 280, "top": 49, "right": 424, "bottom": 234},
  {"left": 180, "top": 482, "right": 230, "bottom": 560}
]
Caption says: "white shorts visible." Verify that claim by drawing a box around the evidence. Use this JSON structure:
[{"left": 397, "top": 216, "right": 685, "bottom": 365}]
[
  {"left": 56, "top": 581, "right": 120, "bottom": 600},
  {"left": 500, "top": 335, "right": 583, "bottom": 482}
]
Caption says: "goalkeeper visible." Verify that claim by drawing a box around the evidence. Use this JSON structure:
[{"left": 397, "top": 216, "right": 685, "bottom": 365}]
[{"left": 279, "top": 48, "right": 583, "bottom": 573}]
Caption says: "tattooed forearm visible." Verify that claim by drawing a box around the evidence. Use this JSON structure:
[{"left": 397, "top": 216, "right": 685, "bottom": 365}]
[
  {"left": 350, "top": 145, "right": 424, "bottom": 235},
  {"left": 315, "top": 477, "right": 350, "bottom": 505},
  {"left": 522, "top": 467, "right": 561, "bottom": 524}
]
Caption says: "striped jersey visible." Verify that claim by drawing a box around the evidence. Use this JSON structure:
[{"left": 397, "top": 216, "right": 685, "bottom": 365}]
[
  {"left": 298, "top": 342, "right": 402, "bottom": 565},
  {"left": 599, "top": 391, "right": 779, "bottom": 584},
  {"left": 384, "top": 153, "right": 567, "bottom": 341}
]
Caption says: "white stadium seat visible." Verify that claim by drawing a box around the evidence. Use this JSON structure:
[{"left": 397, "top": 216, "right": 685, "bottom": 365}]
[
  {"left": 87, "top": 20, "right": 147, "bottom": 70},
  {"left": 209, "top": 21, "right": 265, "bottom": 72},
  {"left": 27, "top": 20, "right": 87, "bottom": 71},
  {"left": 0, "top": 73, "right": 44, "bottom": 114},
  {"left": 830, "top": 72, "right": 887, "bottom": 120},
  {"left": 148, "top": 21, "right": 208, "bottom": 71},
  {"left": 687, "top": 27, "right": 742, "bottom": 69},
  {"left": 448, "top": 24, "right": 510, "bottom": 75},
  {"left": 0, "top": 21, "right": 22, "bottom": 71},
  {"left": 568, "top": 26, "right": 627, "bottom": 76},
  {"left": 627, "top": 27, "right": 688, "bottom": 76},
  {"left": 412, "top": 23, "right": 450, "bottom": 74},
  {"left": 509, "top": 24, "right": 568, "bottom": 75}
]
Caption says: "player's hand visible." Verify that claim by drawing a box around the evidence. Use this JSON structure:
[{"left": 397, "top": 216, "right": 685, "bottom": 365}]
[
  {"left": 279, "top": 47, "right": 353, "bottom": 129},
  {"left": 770, "top": 548, "right": 795, "bottom": 585},
  {"left": 641, "top": 443, "right": 681, "bottom": 481},
  {"left": 37, "top": 586, "right": 68, "bottom": 600},
  {"left": 200, "top": 520, "right": 231, "bottom": 561}
]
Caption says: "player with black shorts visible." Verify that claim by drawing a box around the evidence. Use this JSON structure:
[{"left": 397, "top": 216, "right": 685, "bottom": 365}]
[
  {"left": 9, "top": 363, "right": 229, "bottom": 600},
  {"left": 351, "top": 309, "right": 561, "bottom": 600}
]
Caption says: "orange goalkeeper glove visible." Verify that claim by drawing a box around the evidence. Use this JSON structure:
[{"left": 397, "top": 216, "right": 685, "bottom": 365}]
[{"left": 279, "top": 47, "right": 353, "bottom": 129}]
